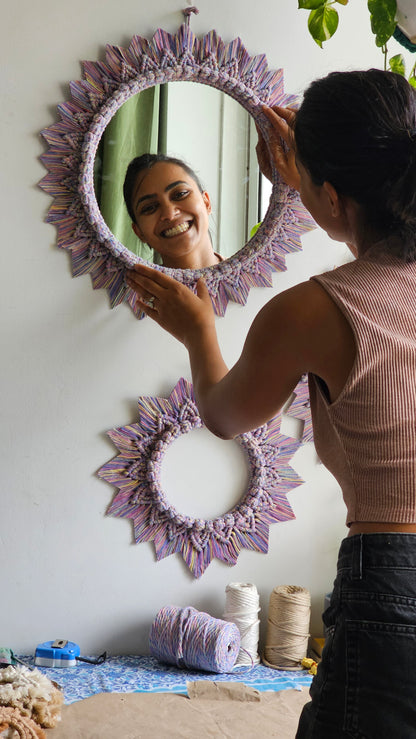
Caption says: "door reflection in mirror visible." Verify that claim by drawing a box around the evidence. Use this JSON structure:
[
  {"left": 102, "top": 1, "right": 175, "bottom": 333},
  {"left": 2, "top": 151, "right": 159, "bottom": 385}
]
[{"left": 94, "top": 82, "right": 262, "bottom": 265}]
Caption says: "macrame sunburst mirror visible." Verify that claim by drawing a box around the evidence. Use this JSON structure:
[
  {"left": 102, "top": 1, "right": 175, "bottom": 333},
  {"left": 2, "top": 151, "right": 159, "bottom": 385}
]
[
  {"left": 98, "top": 377, "right": 310, "bottom": 578},
  {"left": 39, "top": 8, "right": 314, "bottom": 318}
]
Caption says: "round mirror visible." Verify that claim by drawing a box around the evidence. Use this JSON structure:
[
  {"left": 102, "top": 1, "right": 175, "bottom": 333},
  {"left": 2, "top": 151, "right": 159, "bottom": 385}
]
[{"left": 40, "top": 21, "right": 314, "bottom": 317}]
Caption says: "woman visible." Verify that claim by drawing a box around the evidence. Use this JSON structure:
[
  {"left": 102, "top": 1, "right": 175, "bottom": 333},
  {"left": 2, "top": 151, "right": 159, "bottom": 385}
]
[
  {"left": 123, "top": 153, "right": 222, "bottom": 269},
  {"left": 127, "top": 70, "right": 416, "bottom": 737}
]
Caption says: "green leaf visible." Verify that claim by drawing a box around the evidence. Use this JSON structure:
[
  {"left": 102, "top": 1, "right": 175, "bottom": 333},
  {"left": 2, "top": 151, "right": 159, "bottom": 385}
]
[
  {"left": 308, "top": 6, "right": 339, "bottom": 47},
  {"left": 368, "top": 0, "right": 396, "bottom": 14},
  {"left": 298, "top": 0, "right": 325, "bottom": 9},
  {"left": 408, "top": 62, "right": 416, "bottom": 88},
  {"left": 250, "top": 222, "right": 262, "bottom": 238},
  {"left": 367, "top": 0, "right": 397, "bottom": 47},
  {"left": 389, "top": 53, "right": 405, "bottom": 76},
  {"left": 336, "top": 0, "right": 349, "bottom": 5}
]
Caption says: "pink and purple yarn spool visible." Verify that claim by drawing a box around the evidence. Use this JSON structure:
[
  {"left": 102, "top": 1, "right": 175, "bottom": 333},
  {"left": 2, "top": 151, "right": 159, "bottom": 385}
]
[{"left": 149, "top": 605, "right": 241, "bottom": 673}]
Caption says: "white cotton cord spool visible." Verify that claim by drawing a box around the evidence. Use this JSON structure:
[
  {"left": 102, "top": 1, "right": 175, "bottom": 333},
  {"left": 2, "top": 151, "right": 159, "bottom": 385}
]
[
  {"left": 223, "top": 582, "right": 260, "bottom": 668},
  {"left": 263, "top": 585, "right": 311, "bottom": 671}
]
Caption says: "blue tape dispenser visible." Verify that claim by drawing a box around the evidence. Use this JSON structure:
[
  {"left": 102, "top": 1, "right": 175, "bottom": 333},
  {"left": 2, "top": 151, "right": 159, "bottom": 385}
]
[
  {"left": 35, "top": 639, "right": 80, "bottom": 668},
  {"left": 35, "top": 640, "right": 106, "bottom": 668}
]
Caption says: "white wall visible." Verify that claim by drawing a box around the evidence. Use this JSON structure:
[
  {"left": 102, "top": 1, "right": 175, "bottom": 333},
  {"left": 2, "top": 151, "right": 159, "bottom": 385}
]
[{"left": 1, "top": 0, "right": 413, "bottom": 655}]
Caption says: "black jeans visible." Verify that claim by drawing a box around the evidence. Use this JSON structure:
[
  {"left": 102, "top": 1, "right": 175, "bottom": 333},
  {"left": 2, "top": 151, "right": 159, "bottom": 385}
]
[{"left": 296, "top": 533, "right": 416, "bottom": 738}]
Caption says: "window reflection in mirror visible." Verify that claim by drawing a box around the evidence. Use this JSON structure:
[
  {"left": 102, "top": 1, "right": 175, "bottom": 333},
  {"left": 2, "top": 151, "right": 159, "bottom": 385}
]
[{"left": 94, "top": 82, "right": 265, "bottom": 266}]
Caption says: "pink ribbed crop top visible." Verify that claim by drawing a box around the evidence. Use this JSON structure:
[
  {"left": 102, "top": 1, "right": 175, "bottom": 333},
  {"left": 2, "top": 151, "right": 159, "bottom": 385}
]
[{"left": 308, "top": 251, "right": 416, "bottom": 525}]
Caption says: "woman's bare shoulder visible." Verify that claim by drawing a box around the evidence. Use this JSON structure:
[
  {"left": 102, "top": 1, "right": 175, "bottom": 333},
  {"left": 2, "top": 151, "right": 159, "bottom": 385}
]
[
  {"left": 252, "top": 279, "right": 341, "bottom": 337},
  {"left": 248, "top": 278, "right": 356, "bottom": 401}
]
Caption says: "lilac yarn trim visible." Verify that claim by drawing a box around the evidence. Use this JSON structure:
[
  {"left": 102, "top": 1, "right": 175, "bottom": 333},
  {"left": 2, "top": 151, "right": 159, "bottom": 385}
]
[
  {"left": 149, "top": 605, "right": 240, "bottom": 673},
  {"left": 183, "top": 7, "right": 199, "bottom": 22},
  {"left": 39, "top": 22, "right": 315, "bottom": 319},
  {"left": 285, "top": 375, "right": 313, "bottom": 444},
  {"left": 98, "top": 378, "right": 304, "bottom": 578}
]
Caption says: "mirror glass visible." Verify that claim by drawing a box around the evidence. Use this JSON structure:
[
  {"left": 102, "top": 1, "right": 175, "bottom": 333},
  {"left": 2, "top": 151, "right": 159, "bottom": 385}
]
[{"left": 94, "top": 81, "right": 262, "bottom": 265}]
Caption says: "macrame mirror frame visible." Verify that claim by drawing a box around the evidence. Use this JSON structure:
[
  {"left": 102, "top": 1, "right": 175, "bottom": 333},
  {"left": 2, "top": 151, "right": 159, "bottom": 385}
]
[
  {"left": 39, "top": 9, "right": 314, "bottom": 318},
  {"left": 98, "top": 378, "right": 310, "bottom": 578}
]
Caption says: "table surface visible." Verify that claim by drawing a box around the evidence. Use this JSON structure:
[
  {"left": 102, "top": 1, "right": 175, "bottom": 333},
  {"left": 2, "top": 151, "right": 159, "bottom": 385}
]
[{"left": 20, "top": 655, "right": 313, "bottom": 705}]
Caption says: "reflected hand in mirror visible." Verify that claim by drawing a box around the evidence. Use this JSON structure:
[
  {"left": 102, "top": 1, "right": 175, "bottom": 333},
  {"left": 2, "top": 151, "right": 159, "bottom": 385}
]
[
  {"left": 123, "top": 154, "right": 223, "bottom": 270},
  {"left": 257, "top": 106, "right": 300, "bottom": 191}
]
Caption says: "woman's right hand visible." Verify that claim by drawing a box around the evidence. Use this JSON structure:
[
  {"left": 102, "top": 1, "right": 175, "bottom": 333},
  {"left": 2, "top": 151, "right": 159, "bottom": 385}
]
[
  {"left": 125, "top": 264, "right": 216, "bottom": 348},
  {"left": 256, "top": 105, "right": 300, "bottom": 191}
]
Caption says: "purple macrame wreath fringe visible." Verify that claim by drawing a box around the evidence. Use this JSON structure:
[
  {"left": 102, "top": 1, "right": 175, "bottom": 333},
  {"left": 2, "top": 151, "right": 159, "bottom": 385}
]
[{"left": 285, "top": 374, "right": 314, "bottom": 444}]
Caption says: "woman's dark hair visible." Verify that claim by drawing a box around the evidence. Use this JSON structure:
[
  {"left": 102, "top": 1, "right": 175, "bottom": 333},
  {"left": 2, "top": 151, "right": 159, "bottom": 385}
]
[
  {"left": 294, "top": 69, "right": 416, "bottom": 261},
  {"left": 123, "top": 153, "right": 205, "bottom": 224}
]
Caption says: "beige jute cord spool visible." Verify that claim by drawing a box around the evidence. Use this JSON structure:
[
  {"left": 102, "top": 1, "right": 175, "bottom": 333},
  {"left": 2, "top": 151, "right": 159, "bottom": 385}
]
[{"left": 263, "top": 585, "right": 311, "bottom": 671}]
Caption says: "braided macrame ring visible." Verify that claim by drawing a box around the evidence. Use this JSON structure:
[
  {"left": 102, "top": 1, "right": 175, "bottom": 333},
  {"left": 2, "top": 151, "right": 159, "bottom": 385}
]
[{"left": 0, "top": 707, "right": 46, "bottom": 739}]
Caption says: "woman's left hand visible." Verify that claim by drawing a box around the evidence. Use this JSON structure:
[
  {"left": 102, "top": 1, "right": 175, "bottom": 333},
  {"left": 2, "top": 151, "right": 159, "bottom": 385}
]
[
  {"left": 125, "top": 264, "right": 216, "bottom": 346},
  {"left": 256, "top": 105, "right": 300, "bottom": 191}
]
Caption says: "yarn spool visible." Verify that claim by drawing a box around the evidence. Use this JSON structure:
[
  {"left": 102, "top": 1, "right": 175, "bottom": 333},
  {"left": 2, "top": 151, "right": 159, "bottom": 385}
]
[
  {"left": 223, "top": 582, "right": 260, "bottom": 668},
  {"left": 149, "top": 605, "right": 241, "bottom": 673},
  {"left": 263, "top": 585, "right": 311, "bottom": 671}
]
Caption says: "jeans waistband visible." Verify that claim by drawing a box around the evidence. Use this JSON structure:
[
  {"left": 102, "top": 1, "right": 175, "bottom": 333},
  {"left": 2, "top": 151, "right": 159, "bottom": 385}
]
[{"left": 337, "top": 533, "right": 416, "bottom": 578}]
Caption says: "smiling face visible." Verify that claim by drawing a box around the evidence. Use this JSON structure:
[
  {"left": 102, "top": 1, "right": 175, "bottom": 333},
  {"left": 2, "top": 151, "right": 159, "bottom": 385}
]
[{"left": 131, "top": 162, "right": 216, "bottom": 269}]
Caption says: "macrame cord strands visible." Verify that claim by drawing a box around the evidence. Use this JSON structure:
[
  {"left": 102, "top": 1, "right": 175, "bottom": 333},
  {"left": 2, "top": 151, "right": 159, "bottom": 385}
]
[
  {"left": 263, "top": 585, "right": 311, "bottom": 671},
  {"left": 149, "top": 605, "right": 241, "bottom": 673},
  {"left": 223, "top": 582, "right": 260, "bottom": 668}
]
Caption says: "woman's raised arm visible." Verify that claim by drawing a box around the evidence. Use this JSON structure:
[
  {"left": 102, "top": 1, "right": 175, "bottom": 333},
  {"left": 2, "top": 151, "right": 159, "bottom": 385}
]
[{"left": 125, "top": 265, "right": 345, "bottom": 439}]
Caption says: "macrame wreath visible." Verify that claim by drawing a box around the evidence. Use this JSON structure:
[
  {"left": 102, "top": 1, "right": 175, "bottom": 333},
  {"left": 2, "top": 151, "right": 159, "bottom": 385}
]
[
  {"left": 39, "top": 14, "right": 314, "bottom": 318},
  {"left": 98, "top": 378, "right": 309, "bottom": 578},
  {"left": 285, "top": 374, "right": 313, "bottom": 444}
]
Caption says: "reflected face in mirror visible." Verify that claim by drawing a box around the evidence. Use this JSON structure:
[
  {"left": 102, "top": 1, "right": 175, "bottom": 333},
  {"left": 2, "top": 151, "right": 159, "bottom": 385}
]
[{"left": 125, "top": 158, "right": 222, "bottom": 270}]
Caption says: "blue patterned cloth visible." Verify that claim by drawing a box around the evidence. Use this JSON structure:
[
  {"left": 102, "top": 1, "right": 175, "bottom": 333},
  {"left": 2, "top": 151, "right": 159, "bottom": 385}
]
[{"left": 20, "top": 655, "right": 312, "bottom": 705}]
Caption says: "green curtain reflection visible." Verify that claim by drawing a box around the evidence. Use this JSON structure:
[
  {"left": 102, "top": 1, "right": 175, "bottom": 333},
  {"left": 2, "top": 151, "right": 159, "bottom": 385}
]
[{"left": 95, "top": 85, "right": 168, "bottom": 259}]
